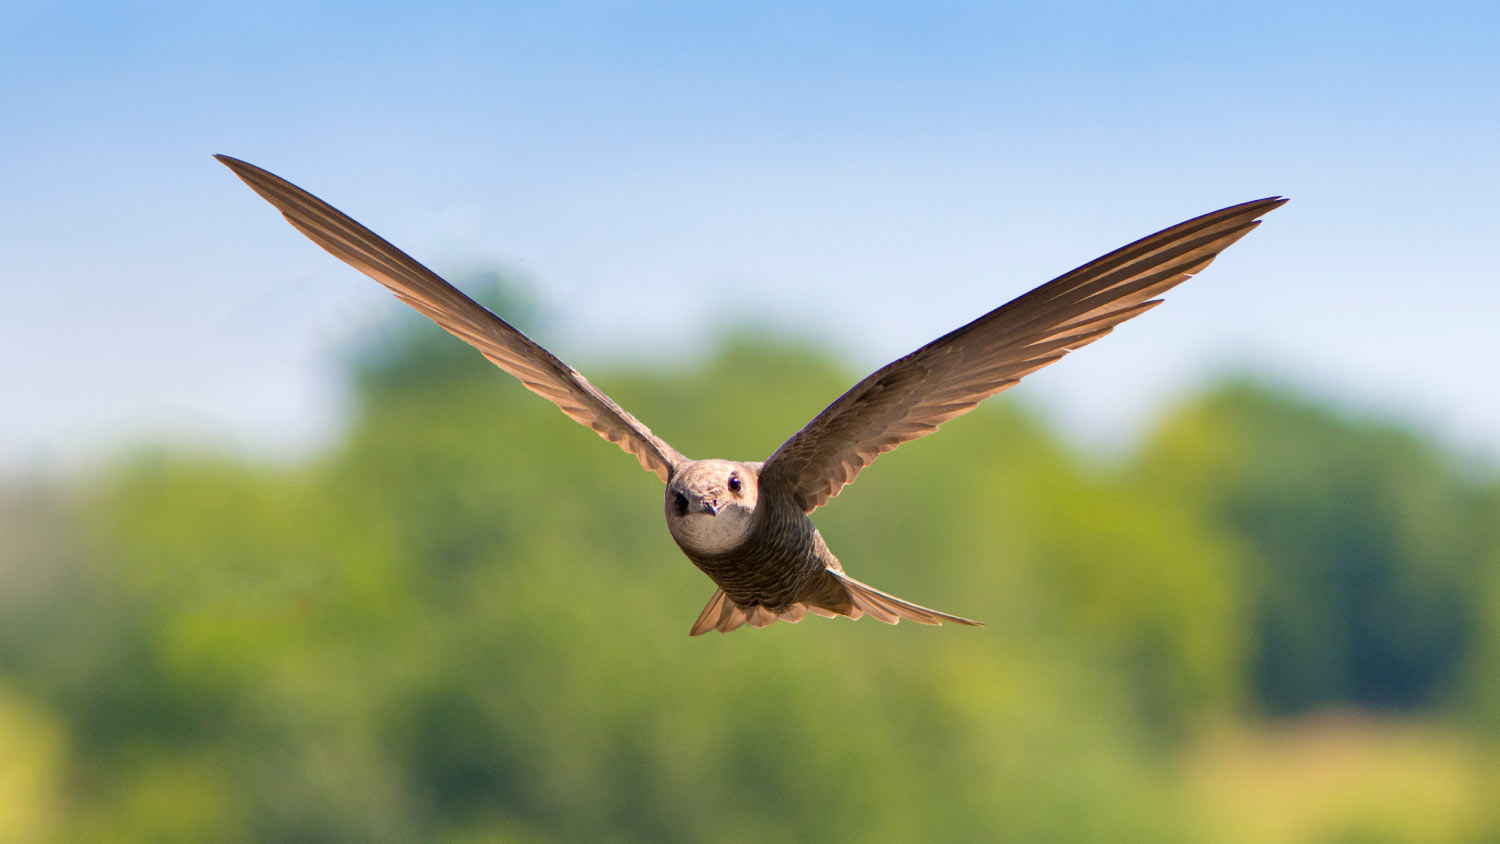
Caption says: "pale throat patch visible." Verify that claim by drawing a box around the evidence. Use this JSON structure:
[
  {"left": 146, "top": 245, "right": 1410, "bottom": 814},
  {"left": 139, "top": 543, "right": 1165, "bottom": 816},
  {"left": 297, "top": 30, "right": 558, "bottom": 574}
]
[{"left": 669, "top": 505, "right": 755, "bottom": 554}]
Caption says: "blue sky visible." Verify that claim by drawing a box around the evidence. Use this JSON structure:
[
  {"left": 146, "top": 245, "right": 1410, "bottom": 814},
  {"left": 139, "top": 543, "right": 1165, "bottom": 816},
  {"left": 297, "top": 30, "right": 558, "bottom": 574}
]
[{"left": 4, "top": 1, "right": 1498, "bottom": 472}]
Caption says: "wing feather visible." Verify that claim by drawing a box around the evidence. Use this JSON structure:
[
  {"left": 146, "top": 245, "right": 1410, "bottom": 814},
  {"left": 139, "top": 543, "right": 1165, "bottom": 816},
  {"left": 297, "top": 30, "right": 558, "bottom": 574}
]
[
  {"left": 762, "top": 197, "right": 1285, "bottom": 512},
  {"left": 217, "top": 155, "right": 686, "bottom": 482}
]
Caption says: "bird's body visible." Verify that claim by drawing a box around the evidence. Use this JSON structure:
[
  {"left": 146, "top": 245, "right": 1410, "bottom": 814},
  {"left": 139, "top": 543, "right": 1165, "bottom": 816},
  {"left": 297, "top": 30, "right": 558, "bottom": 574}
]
[
  {"left": 217, "top": 154, "right": 1284, "bottom": 635},
  {"left": 670, "top": 462, "right": 829, "bottom": 621},
  {"left": 663, "top": 458, "right": 973, "bottom": 633}
]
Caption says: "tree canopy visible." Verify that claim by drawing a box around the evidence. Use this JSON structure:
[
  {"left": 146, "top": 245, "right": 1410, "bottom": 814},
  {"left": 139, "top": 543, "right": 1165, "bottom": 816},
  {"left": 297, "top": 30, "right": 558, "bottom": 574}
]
[{"left": 2, "top": 281, "right": 1497, "bottom": 842}]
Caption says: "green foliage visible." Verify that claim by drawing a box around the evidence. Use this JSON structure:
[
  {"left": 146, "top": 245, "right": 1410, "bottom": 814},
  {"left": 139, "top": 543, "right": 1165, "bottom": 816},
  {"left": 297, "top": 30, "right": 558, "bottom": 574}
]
[
  {"left": 1133, "top": 379, "right": 1497, "bottom": 715},
  {"left": 1, "top": 287, "right": 1496, "bottom": 841}
]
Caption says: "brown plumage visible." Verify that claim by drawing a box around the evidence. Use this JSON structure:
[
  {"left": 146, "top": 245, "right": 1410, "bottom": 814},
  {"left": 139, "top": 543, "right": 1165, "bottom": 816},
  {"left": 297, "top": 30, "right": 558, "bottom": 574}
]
[{"left": 217, "top": 154, "right": 1284, "bottom": 636}]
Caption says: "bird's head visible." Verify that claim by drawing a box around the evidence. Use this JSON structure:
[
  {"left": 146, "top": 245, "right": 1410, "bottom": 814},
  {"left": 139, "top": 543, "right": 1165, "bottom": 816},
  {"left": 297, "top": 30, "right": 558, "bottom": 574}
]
[{"left": 664, "top": 460, "right": 759, "bottom": 554}]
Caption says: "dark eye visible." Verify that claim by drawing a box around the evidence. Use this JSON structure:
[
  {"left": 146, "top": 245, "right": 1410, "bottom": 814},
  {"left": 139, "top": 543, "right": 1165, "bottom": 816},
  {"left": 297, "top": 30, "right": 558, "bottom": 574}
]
[
  {"left": 673, "top": 492, "right": 689, "bottom": 515},
  {"left": 728, "top": 475, "right": 742, "bottom": 494}
]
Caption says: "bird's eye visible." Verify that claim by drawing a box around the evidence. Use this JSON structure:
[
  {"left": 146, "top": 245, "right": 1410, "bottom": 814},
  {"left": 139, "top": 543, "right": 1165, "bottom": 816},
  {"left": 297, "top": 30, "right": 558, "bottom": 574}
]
[
  {"left": 728, "top": 475, "right": 742, "bottom": 494},
  {"left": 673, "top": 492, "right": 689, "bottom": 516}
]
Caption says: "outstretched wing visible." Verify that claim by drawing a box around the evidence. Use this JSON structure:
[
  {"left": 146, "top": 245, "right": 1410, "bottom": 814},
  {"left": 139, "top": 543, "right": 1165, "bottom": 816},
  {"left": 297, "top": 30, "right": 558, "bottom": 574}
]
[
  {"left": 217, "top": 155, "right": 686, "bottom": 483},
  {"left": 761, "top": 196, "right": 1286, "bottom": 512}
]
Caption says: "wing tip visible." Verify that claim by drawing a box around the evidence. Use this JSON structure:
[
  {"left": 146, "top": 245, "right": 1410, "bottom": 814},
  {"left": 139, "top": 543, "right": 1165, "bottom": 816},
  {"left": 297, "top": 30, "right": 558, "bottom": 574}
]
[
  {"left": 214, "top": 153, "right": 256, "bottom": 177},
  {"left": 1243, "top": 195, "right": 1289, "bottom": 218}
]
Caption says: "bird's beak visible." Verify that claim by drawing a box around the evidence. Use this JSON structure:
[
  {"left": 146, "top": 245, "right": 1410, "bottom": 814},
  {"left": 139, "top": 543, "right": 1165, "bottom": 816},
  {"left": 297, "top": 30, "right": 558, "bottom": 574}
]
[{"left": 699, "top": 500, "right": 720, "bottom": 516}]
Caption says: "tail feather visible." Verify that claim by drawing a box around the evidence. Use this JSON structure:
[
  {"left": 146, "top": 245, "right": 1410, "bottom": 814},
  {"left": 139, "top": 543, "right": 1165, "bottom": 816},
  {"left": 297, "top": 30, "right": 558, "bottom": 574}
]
[
  {"left": 848, "top": 588, "right": 902, "bottom": 624},
  {"left": 688, "top": 589, "right": 815, "bottom": 636},
  {"left": 745, "top": 604, "right": 778, "bottom": 629},
  {"left": 688, "top": 588, "right": 737, "bottom": 636},
  {"left": 827, "top": 570, "right": 983, "bottom": 628},
  {"left": 687, "top": 574, "right": 982, "bottom": 636}
]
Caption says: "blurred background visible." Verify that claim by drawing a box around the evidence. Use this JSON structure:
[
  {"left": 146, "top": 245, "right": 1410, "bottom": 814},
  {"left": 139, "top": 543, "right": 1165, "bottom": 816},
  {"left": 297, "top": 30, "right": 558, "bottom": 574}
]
[{"left": 3, "top": 2, "right": 1499, "bottom": 842}]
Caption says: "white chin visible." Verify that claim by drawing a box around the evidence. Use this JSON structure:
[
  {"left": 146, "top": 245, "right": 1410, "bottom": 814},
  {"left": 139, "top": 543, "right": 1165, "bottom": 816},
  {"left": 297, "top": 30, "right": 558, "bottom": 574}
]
[{"left": 675, "top": 510, "right": 752, "bottom": 554}]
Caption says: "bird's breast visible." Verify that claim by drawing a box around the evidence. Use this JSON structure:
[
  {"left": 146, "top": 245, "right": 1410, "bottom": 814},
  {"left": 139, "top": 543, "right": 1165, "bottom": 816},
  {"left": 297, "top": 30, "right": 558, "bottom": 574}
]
[{"left": 676, "top": 498, "right": 826, "bottom": 610}]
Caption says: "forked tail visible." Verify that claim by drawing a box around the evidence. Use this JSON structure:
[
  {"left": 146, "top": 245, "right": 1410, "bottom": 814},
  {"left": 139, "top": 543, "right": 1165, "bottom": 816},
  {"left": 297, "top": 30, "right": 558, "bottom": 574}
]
[{"left": 688, "top": 571, "right": 982, "bottom": 636}]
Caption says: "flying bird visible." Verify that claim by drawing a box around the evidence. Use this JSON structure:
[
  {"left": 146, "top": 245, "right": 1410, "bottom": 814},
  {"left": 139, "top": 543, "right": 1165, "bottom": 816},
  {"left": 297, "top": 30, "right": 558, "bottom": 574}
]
[{"left": 217, "top": 154, "right": 1283, "bottom": 636}]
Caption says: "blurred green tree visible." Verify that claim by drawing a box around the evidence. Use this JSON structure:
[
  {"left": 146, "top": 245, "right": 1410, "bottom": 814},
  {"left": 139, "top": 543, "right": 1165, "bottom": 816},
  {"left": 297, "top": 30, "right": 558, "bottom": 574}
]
[
  {"left": 1, "top": 277, "right": 1493, "bottom": 841},
  {"left": 1133, "top": 379, "right": 1494, "bottom": 714}
]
